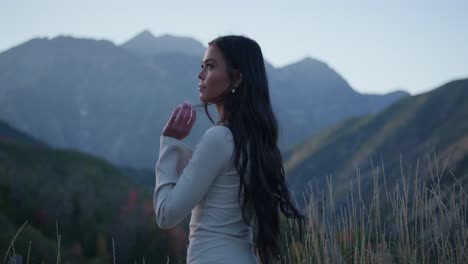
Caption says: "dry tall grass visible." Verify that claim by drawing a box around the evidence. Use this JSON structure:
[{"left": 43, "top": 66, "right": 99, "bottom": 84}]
[{"left": 284, "top": 154, "right": 467, "bottom": 264}]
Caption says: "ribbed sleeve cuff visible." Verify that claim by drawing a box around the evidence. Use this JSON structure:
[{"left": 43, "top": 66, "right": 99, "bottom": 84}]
[{"left": 160, "top": 136, "right": 194, "bottom": 155}]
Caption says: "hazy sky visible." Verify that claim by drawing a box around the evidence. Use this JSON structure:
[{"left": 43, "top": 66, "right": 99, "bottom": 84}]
[{"left": 1, "top": 0, "right": 467, "bottom": 95}]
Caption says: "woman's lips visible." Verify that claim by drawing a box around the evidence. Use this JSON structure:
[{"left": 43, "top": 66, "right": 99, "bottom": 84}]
[{"left": 198, "top": 85, "right": 205, "bottom": 91}]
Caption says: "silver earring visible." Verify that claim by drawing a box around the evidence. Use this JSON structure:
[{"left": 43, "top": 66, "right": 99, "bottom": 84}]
[{"left": 231, "top": 84, "right": 238, "bottom": 93}]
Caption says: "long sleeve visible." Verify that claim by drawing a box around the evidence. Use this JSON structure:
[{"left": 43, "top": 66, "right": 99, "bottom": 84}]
[{"left": 153, "top": 126, "right": 234, "bottom": 229}]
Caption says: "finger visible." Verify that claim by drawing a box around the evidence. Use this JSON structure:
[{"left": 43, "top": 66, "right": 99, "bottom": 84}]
[
  {"left": 182, "top": 103, "right": 192, "bottom": 125},
  {"left": 187, "top": 108, "right": 197, "bottom": 128},
  {"left": 174, "top": 103, "right": 187, "bottom": 127},
  {"left": 168, "top": 105, "right": 181, "bottom": 127}
]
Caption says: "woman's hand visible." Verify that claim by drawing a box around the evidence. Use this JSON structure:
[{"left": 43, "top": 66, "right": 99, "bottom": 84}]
[{"left": 162, "top": 101, "right": 197, "bottom": 140}]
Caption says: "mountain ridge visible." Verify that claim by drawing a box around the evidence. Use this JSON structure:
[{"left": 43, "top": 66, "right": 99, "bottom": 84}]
[
  {"left": 120, "top": 30, "right": 206, "bottom": 57},
  {"left": 0, "top": 32, "right": 409, "bottom": 168}
]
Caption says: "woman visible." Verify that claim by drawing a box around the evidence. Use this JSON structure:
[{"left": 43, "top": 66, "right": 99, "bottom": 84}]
[{"left": 154, "top": 35, "right": 305, "bottom": 263}]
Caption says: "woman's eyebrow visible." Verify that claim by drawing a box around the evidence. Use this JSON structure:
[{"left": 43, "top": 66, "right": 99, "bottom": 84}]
[{"left": 202, "top": 58, "right": 217, "bottom": 64}]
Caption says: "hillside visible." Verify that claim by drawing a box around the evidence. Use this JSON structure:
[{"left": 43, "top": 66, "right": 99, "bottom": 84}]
[
  {"left": 285, "top": 78, "right": 468, "bottom": 209},
  {"left": 0, "top": 120, "right": 45, "bottom": 146},
  {"left": 0, "top": 125, "right": 184, "bottom": 263}
]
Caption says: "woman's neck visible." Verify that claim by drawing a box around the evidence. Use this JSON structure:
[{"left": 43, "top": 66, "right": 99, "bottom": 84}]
[
  {"left": 216, "top": 103, "right": 231, "bottom": 126},
  {"left": 216, "top": 103, "right": 224, "bottom": 121}
]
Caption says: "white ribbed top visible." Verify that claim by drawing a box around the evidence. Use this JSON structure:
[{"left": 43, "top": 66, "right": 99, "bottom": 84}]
[{"left": 153, "top": 125, "right": 258, "bottom": 263}]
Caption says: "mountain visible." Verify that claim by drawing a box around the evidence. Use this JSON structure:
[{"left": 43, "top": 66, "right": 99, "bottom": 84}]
[
  {"left": 284, "top": 78, "right": 468, "bottom": 209},
  {"left": 0, "top": 121, "right": 185, "bottom": 263},
  {"left": 269, "top": 57, "right": 409, "bottom": 149},
  {"left": 120, "top": 30, "right": 206, "bottom": 57},
  {"left": 0, "top": 34, "right": 215, "bottom": 168},
  {"left": 0, "top": 32, "right": 408, "bottom": 169},
  {"left": 0, "top": 119, "right": 46, "bottom": 146}
]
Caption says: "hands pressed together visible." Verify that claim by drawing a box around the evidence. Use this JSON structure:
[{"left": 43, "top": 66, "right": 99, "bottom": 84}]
[{"left": 162, "top": 101, "right": 197, "bottom": 140}]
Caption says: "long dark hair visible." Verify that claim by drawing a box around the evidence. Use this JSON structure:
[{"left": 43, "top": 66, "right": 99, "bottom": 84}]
[{"left": 198, "top": 35, "right": 305, "bottom": 263}]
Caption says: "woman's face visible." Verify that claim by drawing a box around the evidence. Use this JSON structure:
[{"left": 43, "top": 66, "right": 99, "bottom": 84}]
[{"left": 197, "top": 45, "right": 232, "bottom": 103}]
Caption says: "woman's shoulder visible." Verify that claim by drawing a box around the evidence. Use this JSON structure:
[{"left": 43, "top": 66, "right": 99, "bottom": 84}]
[
  {"left": 200, "top": 125, "right": 234, "bottom": 147},
  {"left": 205, "top": 125, "right": 232, "bottom": 137}
]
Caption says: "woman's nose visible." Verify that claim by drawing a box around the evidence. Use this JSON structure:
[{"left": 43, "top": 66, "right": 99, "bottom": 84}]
[{"left": 198, "top": 71, "right": 204, "bottom": 80}]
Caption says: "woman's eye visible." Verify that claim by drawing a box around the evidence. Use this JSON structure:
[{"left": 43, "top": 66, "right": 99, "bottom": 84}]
[{"left": 201, "top": 63, "right": 214, "bottom": 70}]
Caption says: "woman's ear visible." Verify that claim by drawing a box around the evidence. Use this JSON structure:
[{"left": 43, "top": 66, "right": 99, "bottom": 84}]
[{"left": 233, "top": 71, "right": 243, "bottom": 87}]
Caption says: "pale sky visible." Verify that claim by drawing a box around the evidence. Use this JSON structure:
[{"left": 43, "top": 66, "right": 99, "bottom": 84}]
[{"left": 1, "top": 0, "right": 467, "bottom": 95}]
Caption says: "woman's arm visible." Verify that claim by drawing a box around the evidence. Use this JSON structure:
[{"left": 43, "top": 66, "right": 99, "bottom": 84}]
[{"left": 153, "top": 126, "right": 233, "bottom": 229}]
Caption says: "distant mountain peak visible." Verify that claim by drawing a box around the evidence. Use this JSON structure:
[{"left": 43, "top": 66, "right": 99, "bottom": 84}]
[
  {"left": 276, "top": 56, "right": 333, "bottom": 74},
  {"left": 120, "top": 30, "right": 205, "bottom": 57},
  {"left": 299, "top": 56, "right": 322, "bottom": 63},
  {"left": 140, "top": 29, "right": 154, "bottom": 36},
  {"left": 33, "top": 35, "right": 118, "bottom": 51},
  {"left": 129, "top": 29, "right": 157, "bottom": 43},
  {"left": 292, "top": 56, "right": 329, "bottom": 68}
]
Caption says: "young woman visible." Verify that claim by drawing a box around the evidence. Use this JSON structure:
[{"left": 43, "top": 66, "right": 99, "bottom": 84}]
[{"left": 154, "top": 35, "right": 305, "bottom": 263}]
